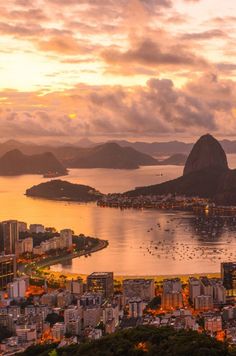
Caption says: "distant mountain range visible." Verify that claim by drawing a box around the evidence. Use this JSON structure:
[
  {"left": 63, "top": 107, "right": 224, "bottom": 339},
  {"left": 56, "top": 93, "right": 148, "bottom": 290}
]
[
  {"left": 125, "top": 134, "right": 236, "bottom": 205},
  {"left": 0, "top": 140, "right": 188, "bottom": 173},
  {"left": 2, "top": 137, "right": 236, "bottom": 157},
  {"left": 0, "top": 149, "right": 67, "bottom": 176}
]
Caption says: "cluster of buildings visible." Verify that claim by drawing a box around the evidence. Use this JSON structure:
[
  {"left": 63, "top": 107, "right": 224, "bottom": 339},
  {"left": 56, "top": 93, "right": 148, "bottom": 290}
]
[
  {"left": 32, "top": 229, "right": 73, "bottom": 256},
  {"left": 0, "top": 220, "right": 73, "bottom": 258},
  {"left": 97, "top": 194, "right": 209, "bottom": 211},
  {"left": 1, "top": 229, "right": 236, "bottom": 354}
]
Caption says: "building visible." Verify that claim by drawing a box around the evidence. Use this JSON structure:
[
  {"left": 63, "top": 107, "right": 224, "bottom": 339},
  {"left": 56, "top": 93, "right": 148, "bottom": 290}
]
[
  {"left": 204, "top": 316, "right": 222, "bottom": 334},
  {"left": 222, "top": 306, "right": 236, "bottom": 321},
  {"left": 194, "top": 295, "right": 213, "bottom": 311},
  {"left": 1, "top": 221, "right": 19, "bottom": 255},
  {"left": 18, "top": 222, "right": 27, "bottom": 233},
  {"left": 128, "top": 298, "right": 144, "bottom": 318},
  {"left": 52, "top": 322, "right": 65, "bottom": 341},
  {"left": 189, "top": 277, "right": 201, "bottom": 303},
  {"left": 221, "top": 262, "right": 236, "bottom": 302},
  {"left": 79, "top": 292, "right": 102, "bottom": 307},
  {"left": 0, "top": 255, "right": 16, "bottom": 289},
  {"left": 60, "top": 229, "right": 73, "bottom": 248},
  {"left": 64, "top": 306, "right": 81, "bottom": 335},
  {"left": 200, "top": 277, "right": 213, "bottom": 297},
  {"left": 66, "top": 278, "right": 84, "bottom": 295},
  {"left": 23, "top": 237, "right": 33, "bottom": 253},
  {"left": 161, "top": 291, "right": 183, "bottom": 310},
  {"left": 15, "top": 326, "right": 36, "bottom": 343},
  {"left": 29, "top": 224, "right": 45, "bottom": 234},
  {"left": 83, "top": 306, "right": 102, "bottom": 328},
  {"left": 102, "top": 302, "right": 119, "bottom": 325},
  {"left": 210, "top": 278, "right": 226, "bottom": 305},
  {"left": 123, "top": 279, "right": 155, "bottom": 303},
  {"left": 163, "top": 278, "right": 182, "bottom": 293},
  {"left": 87, "top": 272, "right": 113, "bottom": 298},
  {"left": 7, "top": 277, "right": 27, "bottom": 299}
]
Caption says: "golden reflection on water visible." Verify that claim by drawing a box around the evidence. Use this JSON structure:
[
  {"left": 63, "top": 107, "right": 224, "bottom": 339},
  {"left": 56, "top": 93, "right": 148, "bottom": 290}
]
[{"left": 0, "top": 162, "right": 235, "bottom": 276}]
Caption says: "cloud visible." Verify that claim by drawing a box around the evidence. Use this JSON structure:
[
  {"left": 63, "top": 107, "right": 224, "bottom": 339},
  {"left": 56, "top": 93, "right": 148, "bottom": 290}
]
[
  {"left": 181, "top": 29, "right": 227, "bottom": 41},
  {"left": 102, "top": 38, "right": 207, "bottom": 73},
  {"left": 37, "top": 35, "right": 89, "bottom": 55},
  {"left": 0, "top": 73, "right": 235, "bottom": 139}
]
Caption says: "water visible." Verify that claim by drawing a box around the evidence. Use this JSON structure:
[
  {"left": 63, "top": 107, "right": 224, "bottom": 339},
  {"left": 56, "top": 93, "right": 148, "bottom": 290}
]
[{"left": 0, "top": 155, "right": 235, "bottom": 276}]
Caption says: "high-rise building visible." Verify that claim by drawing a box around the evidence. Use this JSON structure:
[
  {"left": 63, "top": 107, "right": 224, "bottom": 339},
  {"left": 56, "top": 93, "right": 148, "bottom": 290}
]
[
  {"left": 87, "top": 272, "right": 113, "bottom": 298},
  {"left": 123, "top": 279, "right": 155, "bottom": 303},
  {"left": 29, "top": 224, "right": 45, "bottom": 234},
  {"left": 163, "top": 278, "right": 182, "bottom": 293},
  {"left": 7, "top": 277, "right": 27, "bottom": 299},
  {"left": 221, "top": 262, "right": 236, "bottom": 302},
  {"left": 18, "top": 222, "right": 27, "bottom": 233},
  {"left": 128, "top": 298, "right": 144, "bottom": 318},
  {"left": 194, "top": 295, "right": 213, "bottom": 311},
  {"left": 1, "top": 220, "right": 19, "bottom": 255},
  {"left": 189, "top": 277, "right": 201, "bottom": 303},
  {"left": 60, "top": 229, "right": 73, "bottom": 248},
  {"left": 66, "top": 278, "right": 84, "bottom": 295},
  {"left": 200, "top": 277, "right": 213, "bottom": 297},
  {"left": 161, "top": 291, "right": 183, "bottom": 310},
  {"left": 0, "top": 255, "right": 16, "bottom": 289}
]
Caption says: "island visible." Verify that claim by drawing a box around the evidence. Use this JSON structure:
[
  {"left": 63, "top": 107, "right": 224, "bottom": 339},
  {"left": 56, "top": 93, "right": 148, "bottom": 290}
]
[{"left": 25, "top": 179, "right": 104, "bottom": 201}]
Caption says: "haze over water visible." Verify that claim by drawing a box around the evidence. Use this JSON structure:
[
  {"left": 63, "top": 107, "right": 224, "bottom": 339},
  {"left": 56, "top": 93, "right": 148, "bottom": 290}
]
[{"left": 0, "top": 154, "right": 236, "bottom": 276}]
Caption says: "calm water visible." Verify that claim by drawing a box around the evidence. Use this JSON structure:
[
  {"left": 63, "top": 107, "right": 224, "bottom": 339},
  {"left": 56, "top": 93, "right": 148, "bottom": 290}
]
[{"left": 0, "top": 155, "right": 235, "bottom": 276}]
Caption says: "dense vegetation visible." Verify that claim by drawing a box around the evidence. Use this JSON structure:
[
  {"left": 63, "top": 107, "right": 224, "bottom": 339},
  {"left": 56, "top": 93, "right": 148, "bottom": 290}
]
[
  {"left": 21, "top": 326, "right": 235, "bottom": 356},
  {"left": 26, "top": 179, "right": 103, "bottom": 202}
]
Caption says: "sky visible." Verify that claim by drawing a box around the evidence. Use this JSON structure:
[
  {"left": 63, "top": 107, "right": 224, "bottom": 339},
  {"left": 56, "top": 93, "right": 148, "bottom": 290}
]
[{"left": 0, "top": 0, "right": 236, "bottom": 142}]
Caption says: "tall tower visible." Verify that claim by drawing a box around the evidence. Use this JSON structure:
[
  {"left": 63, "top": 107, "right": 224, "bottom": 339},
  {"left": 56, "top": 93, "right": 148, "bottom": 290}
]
[{"left": 2, "top": 220, "right": 19, "bottom": 255}]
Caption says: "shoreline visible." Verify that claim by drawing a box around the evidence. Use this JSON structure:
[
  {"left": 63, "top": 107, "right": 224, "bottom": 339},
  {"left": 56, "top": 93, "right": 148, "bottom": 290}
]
[
  {"left": 36, "top": 239, "right": 109, "bottom": 269},
  {"left": 45, "top": 269, "right": 221, "bottom": 283}
]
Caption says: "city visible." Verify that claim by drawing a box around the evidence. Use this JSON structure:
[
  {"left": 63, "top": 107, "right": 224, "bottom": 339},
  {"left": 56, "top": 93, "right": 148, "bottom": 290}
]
[
  {"left": 0, "top": 219, "right": 236, "bottom": 353},
  {"left": 0, "top": 0, "right": 236, "bottom": 354}
]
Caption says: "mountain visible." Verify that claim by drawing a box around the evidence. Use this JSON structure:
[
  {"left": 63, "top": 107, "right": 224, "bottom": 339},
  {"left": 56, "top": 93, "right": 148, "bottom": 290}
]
[
  {"left": 65, "top": 142, "right": 158, "bottom": 169},
  {"left": 0, "top": 149, "right": 67, "bottom": 176},
  {"left": 183, "top": 134, "right": 228, "bottom": 175},
  {"left": 26, "top": 180, "right": 103, "bottom": 201},
  {"left": 110, "top": 140, "right": 193, "bottom": 156},
  {"left": 159, "top": 153, "right": 187, "bottom": 166},
  {"left": 125, "top": 134, "right": 236, "bottom": 205}
]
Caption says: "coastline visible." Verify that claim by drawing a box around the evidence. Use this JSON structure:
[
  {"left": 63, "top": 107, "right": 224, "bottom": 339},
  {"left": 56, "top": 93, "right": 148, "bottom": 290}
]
[
  {"left": 45, "top": 269, "right": 221, "bottom": 283},
  {"left": 36, "top": 239, "right": 109, "bottom": 269}
]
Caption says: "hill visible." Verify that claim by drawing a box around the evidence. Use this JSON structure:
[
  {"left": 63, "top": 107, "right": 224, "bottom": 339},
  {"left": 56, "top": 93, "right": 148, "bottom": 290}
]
[
  {"left": 125, "top": 134, "right": 236, "bottom": 205},
  {"left": 0, "top": 149, "right": 67, "bottom": 176},
  {"left": 159, "top": 153, "right": 187, "bottom": 166},
  {"left": 26, "top": 179, "right": 103, "bottom": 201},
  {"left": 184, "top": 134, "right": 228, "bottom": 175},
  {"left": 20, "top": 326, "right": 231, "bottom": 356},
  {"left": 65, "top": 142, "right": 158, "bottom": 169}
]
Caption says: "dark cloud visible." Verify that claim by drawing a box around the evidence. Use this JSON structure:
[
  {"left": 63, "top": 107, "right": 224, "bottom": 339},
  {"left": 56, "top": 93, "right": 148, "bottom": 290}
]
[
  {"left": 181, "top": 29, "right": 227, "bottom": 40},
  {"left": 102, "top": 39, "right": 207, "bottom": 71}
]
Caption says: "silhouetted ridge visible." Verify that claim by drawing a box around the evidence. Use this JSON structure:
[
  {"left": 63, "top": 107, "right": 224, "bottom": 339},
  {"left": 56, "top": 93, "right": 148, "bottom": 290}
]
[
  {"left": 0, "top": 149, "right": 67, "bottom": 176},
  {"left": 183, "top": 134, "right": 228, "bottom": 176},
  {"left": 66, "top": 142, "right": 158, "bottom": 169}
]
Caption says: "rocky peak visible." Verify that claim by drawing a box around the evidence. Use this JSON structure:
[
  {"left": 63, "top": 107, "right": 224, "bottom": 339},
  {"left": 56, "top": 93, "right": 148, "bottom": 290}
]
[{"left": 183, "top": 134, "right": 228, "bottom": 176}]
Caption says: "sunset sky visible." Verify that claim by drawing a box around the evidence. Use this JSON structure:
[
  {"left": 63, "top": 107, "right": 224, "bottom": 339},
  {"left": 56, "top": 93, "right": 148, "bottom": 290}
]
[{"left": 0, "top": 0, "right": 236, "bottom": 141}]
